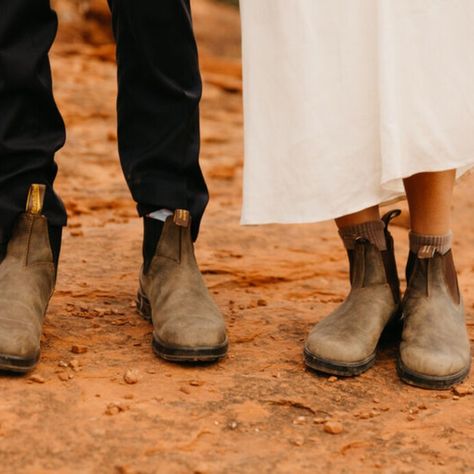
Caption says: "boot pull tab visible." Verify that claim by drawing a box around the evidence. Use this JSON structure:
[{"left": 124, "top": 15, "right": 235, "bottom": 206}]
[
  {"left": 381, "top": 209, "right": 401, "bottom": 230},
  {"left": 417, "top": 245, "right": 436, "bottom": 259},
  {"left": 25, "top": 184, "right": 46, "bottom": 216},
  {"left": 173, "top": 209, "right": 191, "bottom": 228}
]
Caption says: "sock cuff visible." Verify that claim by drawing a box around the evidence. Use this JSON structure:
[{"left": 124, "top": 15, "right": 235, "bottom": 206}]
[
  {"left": 148, "top": 209, "right": 173, "bottom": 222},
  {"left": 338, "top": 220, "right": 387, "bottom": 251},
  {"left": 409, "top": 231, "right": 452, "bottom": 257}
]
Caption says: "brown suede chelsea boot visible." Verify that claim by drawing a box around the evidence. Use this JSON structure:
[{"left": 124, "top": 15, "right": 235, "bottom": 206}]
[
  {"left": 304, "top": 210, "right": 402, "bottom": 376},
  {"left": 137, "top": 210, "right": 228, "bottom": 362},
  {"left": 0, "top": 184, "right": 57, "bottom": 373},
  {"left": 398, "top": 248, "right": 471, "bottom": 389}
]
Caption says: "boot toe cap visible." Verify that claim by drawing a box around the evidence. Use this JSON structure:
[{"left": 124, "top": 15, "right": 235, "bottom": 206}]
[
  {"left": 156, "top": 317, "right": 227, "bottom": 349},
  {"left": 306, "top": 331, "right": 373, "bottom": 364},
  {"left": 400, "top": 344, "right": 470, "bottom": 378},
  {"left": 0, "top": 322, "right": 40, "bottom": 362}
]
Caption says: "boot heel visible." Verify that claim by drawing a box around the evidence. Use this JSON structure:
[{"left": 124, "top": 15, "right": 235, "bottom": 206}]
[{"left": 136, "top": 289, "right": 152, "bottom": 321}]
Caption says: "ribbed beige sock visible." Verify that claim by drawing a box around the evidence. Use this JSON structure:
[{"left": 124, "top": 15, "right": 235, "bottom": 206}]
[
  {"left": 409, "top": 231, "right": 452, "bottom": 257},
  {"left": 338, "top": 220, "right": 386, "bottom": 251}
]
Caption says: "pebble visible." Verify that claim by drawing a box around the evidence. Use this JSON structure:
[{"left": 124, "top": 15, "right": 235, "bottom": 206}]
[
  {"left": 58, "top": 360, "right": 68, "bottom": 368},
  {"left": 69, "top": 360, "right": 81, "bottom": 372},
  {"left": 228, "top": 421, "right": 238, "bottom": 430},
  {"left": 180, "top": 386, "right": 191, "bottom": 395},
  {"left": 257, "top": 299, "right": 268, "bottom": 307},
  {"left": 123, "top": 369, "right": 139, "bottom": 384},
  {"left": 407, "top": 415, "right": 416, "bottom": 421},
  {"left": 189, "top": 380, "right": 204, "bottom": 387},
  {"left": 293, "top": 416, "right": 306, "bottom": 425},
  {"left": 313, "top": 417, "right": 327, "bottom": 424},
  {"left": 291, "top": 435, "right": 305, "bottom": 446},
  {"left": 452, "top": 395, "right": 460, "bottom": 401},
  {"left": 29, "top": 374, "right": 46, "bottom": 384},
  {"left": 58, "top": 373, "right": 69, "bottom": 382},
  {"left": 105, "top": 402, "right": 129, "bottom": 416},
  {"left": 453, "top": 384, "right": 473, "bottom": 397},
  {"left": 328, "top": 376, "right": 338, "bottom": 383},
  {"left": 324, "top": 421, "right": 344, "bottom": 435},
  {"left": 71, "top": 345, "right": 88, "bottom": 354}
]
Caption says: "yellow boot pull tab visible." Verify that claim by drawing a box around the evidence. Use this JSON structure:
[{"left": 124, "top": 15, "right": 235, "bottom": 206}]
[
  {"left": 173, "top": 209, "right": 190, "bottom": 228},
  {"left": 26, "top": 184, "right": 46, "bottom": 215}
]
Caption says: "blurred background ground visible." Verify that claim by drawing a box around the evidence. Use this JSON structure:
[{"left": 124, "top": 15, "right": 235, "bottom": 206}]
[{"left": 0, "top": 1, "right": 473, "bottom": 472}]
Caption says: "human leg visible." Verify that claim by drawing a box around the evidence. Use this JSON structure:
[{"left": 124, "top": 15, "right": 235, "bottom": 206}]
[{"left": 108, "top": 0, "right": 227, "bottom": 362}]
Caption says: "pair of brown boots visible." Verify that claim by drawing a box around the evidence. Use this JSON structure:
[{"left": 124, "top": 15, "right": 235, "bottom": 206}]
[
  {"left": 0, "top": 185, "right": 227, "bottom": 372},
  {"left": 304, "top": 211, "right": 471, "bottom": 389}
]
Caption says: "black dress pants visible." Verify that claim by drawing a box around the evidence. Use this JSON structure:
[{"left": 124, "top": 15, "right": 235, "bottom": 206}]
[{"left": 0, "top": 0, "right": 207, "bottom": 246}]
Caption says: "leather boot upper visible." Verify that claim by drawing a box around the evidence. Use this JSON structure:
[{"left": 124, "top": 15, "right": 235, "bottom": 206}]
[
  {"left": 139, "top": 210, "right": 227, "bottom": 350},
  {"left": 305, "top": 211, "right": 401, "bottom": 364},
  {"left": 0, "top": 185, "right": 56, "bottom": 365},
  {"left": 400, "top": 249, "right": 471, "bottom": 378}
]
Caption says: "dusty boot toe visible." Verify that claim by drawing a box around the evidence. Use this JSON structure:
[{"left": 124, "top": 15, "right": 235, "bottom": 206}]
[
  {"left": 305, "top": 329, "right": 374, "bottom": 366},
  {"left": 156, "top": 317, "right": 227, "bottom": 350},
  {"left": 400, "top": 344, "right": 469, "bottom": 380}
]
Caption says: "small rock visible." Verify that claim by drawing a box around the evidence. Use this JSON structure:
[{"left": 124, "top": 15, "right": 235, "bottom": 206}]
[
  {"left": 291, "top": 435, "right": 305, "bottom": 446},
  {"left": 418, "top": 403, "right": 428, "bottom": 410},
  {"left": 452, "top": 395, "right": 460, "bottom": 401},
  {"left": 71, "top": 345, "right": 88, "bottom": 354},
  {"left": 324, "top": 421, "right": 344, "bottom": 435},
  {"left": 293, "top": 416, "right": 306, "bottom": 425},
  {"left": 123, "top": 394, "right": 134, "bottom": 400},
  {"left": 407, "top": 415, "right": 415, "bottom": 421},
  {"left": 105, "top": 401, "right": 129, "bottom": 416},
  {"left": 328, "top": 376, "right": 338, "bottom": 383},
  {"left": 453, "top": 384, "right": 473, "bottom": 397},
  {"left": 123, "top": 369, "right": 139, "bottom": 384},
  {"left": 105, "top": 405, "right": 120, "bottom": 416},
  {"left": 313, "top": 417, "right": 327, "bottom": 424},
  {"left": 228, "top": 421, "right": 238, "bottom": 430},
  {"left": 29, "top": 374, "right": 46, "bottom": 384},
  {"left": 69, "top": 359, "right": 81, "bottom": 371},
  {"left": 180, "top": 386, "right": 191, "bottom": 395},
  {"left": 58, "top": 360, "right": 68, "bottom": 368},
  {"left": 189, "top": 380, "right": 204, "bottom": 387},
  {"left": 373, "top": 398, "right": 380, "bottom": 404},
  {"left": 257, "top": 299, "right": 268, "bottom": 307},
  {"left": 58, "top": 372, "right": 69, "bottom": 382}
]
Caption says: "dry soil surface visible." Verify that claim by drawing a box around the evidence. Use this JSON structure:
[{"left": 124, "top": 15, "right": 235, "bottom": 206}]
[{"left": 1, "top": 1, "right": 473, "bottom": 473}]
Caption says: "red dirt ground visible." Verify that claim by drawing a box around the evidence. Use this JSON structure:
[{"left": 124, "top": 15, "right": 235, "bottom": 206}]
[{"left": 1, "top": 1, "right": 473, "bottom": 472}]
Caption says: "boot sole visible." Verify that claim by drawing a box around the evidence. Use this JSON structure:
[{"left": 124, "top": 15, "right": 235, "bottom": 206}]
[
  {"left": 0, "top": 352, "right": 39, "bottom": 374},
  {"left": 136, "top": 289, "right": 228, "bottom": 363},
  {"left": 397, "top": 358, "right": 471, "bottom": 390},
  {"left": 304, "top": 347, "right": 376, "bottom": 377}
]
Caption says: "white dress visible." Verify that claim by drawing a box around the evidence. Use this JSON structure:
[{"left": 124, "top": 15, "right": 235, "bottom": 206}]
[{"left": 240, "top": 0, "right": 474, "bottom": 224}]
